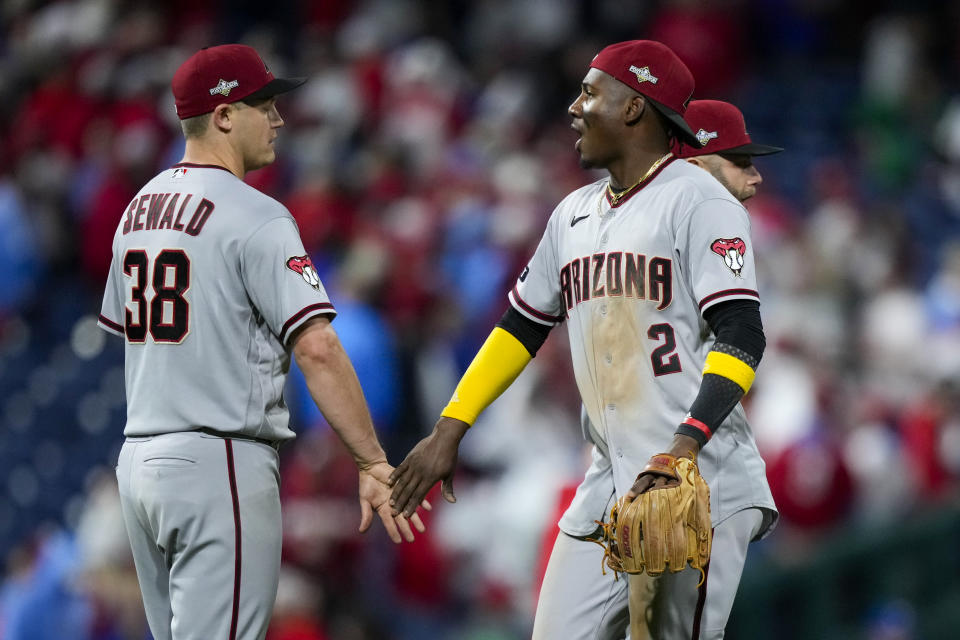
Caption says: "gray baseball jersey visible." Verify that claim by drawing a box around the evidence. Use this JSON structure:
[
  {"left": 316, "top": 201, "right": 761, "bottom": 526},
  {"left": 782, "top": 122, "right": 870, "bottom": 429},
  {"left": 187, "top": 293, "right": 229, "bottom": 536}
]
[
  {"left": 98, "top": 163, "right": 336, "bottom": 442},
  {"left": 511, "top": 156, "right": 776, "bottom": 530},
  {"left": 100, "top": 162, "right": 336, "bottom": 639}
]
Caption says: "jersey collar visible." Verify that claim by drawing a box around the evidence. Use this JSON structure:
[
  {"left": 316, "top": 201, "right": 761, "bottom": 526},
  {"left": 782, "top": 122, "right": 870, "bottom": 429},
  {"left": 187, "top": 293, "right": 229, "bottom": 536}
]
[
  {"left": 171, "top": 162, "right": 234, "bottom": 175},
  {"left": 604, "top": 155, "right": 676, "bottom": 208}
]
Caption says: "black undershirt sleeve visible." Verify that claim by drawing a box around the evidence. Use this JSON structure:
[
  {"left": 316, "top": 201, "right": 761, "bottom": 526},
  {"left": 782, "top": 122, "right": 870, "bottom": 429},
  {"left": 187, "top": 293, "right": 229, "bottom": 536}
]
[
  {"left": 496, "top": 306, "right": 553, "bottom": 356},
  {"left": 675, "top": 299, "right": 766, "bottom": 448},
  {"left": 702, "top": 299, "right": 765, "bottom": 363}
]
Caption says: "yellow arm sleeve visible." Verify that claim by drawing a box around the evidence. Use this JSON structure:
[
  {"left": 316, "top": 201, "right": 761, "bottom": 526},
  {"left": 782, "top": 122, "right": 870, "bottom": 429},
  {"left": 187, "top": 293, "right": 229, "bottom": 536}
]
[{"left": 440, "top": 327, "right": 532, "bottom": 425}]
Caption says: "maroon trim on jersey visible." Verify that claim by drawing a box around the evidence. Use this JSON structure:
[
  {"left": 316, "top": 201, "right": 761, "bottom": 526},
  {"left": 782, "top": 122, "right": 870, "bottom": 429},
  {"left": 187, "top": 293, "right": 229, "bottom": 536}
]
[
  {"left": 697, "top": 288, "right": 759, "bottom": 310},
  {"left": 510, "top": 286, "right": 563, "bottom": 324},
  {"left": 604, "top": 156, "right": 677, "bottom": 208},
  {"left": 691, "top": 555, "right": 711, "bottom": 640},
  {"left": 279, "top": 302, "right": 336, "bottom": 343},
  {"left": 225, "top": 440, "right": 242, "bottom": 640},
  {"left": 98, "top": 314, "right": 124, "bottom": 334},
  {"left": 171, "top": 162, "right": 235, "bottom": 175}
]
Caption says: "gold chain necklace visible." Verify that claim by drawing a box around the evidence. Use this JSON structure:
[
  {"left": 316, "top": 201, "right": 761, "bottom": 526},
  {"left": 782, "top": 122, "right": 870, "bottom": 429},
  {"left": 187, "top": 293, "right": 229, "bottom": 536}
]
[{"left": 606, "top": 152, "right": 673, "bottom": 206}]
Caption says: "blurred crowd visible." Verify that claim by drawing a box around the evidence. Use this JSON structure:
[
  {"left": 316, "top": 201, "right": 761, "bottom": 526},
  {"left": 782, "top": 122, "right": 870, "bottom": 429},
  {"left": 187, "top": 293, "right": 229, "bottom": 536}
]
[{"left": 1, "top": 0, "right": 959, "bottom": 638}]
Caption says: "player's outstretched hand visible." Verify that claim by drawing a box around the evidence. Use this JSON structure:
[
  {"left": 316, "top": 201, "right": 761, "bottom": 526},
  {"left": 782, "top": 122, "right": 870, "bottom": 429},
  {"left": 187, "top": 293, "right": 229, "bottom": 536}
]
[
  {"left": 625, "top": 433, "right": 701, "bottom": 500},
  {"left": 389, "top": 416, "right": 469, "bottom": 518},
  {"left": 358, "top": 461, "right": 431, "bottom": 543}
]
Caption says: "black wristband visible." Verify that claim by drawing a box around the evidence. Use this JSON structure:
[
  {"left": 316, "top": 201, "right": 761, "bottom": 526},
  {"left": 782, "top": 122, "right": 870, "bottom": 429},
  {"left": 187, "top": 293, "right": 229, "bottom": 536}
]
[{"left": 676, "top": 422, "right": 710, "bottom": 449}]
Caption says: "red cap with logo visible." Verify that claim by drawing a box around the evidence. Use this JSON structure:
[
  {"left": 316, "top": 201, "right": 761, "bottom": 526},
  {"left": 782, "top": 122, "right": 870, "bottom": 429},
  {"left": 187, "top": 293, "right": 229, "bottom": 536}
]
[
  {"left": 589, "top": 40, "right": 698, "bottom": 146},
  {"left": 676, "top": 100, "right": 783, "bottom": 158},
  {"left": 171, "top": 44, "right": 306, "bottom": 120}
]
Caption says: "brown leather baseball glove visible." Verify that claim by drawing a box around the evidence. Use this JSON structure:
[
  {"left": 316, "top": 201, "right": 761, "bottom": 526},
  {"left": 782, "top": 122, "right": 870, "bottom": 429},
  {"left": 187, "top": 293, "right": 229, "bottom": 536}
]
[{"left": 597, "top": 454, "right": 712, "bottom": 584}]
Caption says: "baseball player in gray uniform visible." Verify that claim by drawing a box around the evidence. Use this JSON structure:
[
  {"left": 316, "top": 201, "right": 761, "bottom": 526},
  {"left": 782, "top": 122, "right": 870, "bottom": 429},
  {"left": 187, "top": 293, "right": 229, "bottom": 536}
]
[
  {"left": 98, "top": 44, "right": 425, "bottom": 640},
  {"left": 389, "top": 41, "right": 777, "bottom": 639}
]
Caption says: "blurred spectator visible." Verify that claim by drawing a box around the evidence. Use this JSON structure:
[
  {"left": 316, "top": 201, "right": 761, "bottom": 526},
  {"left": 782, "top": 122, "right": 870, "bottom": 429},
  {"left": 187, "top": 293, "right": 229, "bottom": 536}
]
[
  {"left": 0, "top": 530, "right": 89, "bottom": 640},
  {"left": 767, "top": 431, "right": 855, "bottom": 533},
  {"left": 0, "top": 473, "right": 145, "bottom": 640},
  {"left": 0, "top": 179, "right": 41, "bottom": 315},
  {"left": 287, "top": 239, "right": 402, "bottom": 435},
  {"left": 267, "top": 568, "right": 329, "bottom": 640},
  {"left": 648, "top": 0, "right": 747, "bottom": 98}
]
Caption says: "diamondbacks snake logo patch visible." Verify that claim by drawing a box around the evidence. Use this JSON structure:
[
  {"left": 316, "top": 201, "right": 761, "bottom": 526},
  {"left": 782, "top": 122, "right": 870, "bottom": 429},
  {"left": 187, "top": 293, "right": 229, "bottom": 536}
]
[
  {"left": 710, "top": 237, "right": 747, "bottom": 277},
  {"left": 286, "top": 255, "right": 321, "bottom": 291}
]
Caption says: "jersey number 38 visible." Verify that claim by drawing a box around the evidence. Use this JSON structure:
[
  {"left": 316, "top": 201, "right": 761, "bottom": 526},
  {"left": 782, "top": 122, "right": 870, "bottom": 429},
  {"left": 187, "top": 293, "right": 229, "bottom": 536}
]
[{"left": 123, "top": 249, "right": 190, "bottom": 344}]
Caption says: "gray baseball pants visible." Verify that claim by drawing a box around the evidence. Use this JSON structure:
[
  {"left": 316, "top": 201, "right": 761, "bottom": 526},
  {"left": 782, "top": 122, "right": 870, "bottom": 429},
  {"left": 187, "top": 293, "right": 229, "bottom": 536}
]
[{"left": 116, "top": 431, "right": 282, "bottom": 640}]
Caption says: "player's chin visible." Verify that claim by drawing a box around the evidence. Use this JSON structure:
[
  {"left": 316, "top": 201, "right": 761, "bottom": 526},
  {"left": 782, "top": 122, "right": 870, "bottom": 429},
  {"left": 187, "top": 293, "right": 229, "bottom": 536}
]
[
  {"left": 258, "top": 148, "right": 277, "bottom": 168},
  {"left": 575, "top": 139, "right": 592, "bottom": 168},
  {"left": 575, "top": 141, "right": 605, "bottom": 170},
  {"left": 577, "top": 152, "right": 599, "bottom": 170}
]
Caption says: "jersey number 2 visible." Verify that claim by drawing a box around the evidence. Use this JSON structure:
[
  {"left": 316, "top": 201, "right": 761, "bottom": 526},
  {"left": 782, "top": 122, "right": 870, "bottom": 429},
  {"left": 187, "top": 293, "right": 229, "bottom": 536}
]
[
  {"left": 123, "top": 249, "right": 190, "bottom": 343},
  {"left": 648, "top": 323, "right": 681, "bottom": 375}
]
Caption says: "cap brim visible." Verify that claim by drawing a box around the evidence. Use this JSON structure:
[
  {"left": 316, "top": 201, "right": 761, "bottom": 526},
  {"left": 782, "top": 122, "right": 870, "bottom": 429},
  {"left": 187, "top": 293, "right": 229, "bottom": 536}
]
[
  {"left": 646, "top": 97, "right": 700, "bottom": 147},
  {"left": 719, "top": 142, "right": 784, "bottom": 156},
  {"left": 242, "top": 77, "right": 307, "bottom": 103}
]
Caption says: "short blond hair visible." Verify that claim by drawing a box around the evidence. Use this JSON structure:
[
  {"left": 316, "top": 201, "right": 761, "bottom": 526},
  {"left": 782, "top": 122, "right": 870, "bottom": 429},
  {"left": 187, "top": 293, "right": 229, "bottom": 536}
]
[{"left": 180, "top": 112, "right": 211, "bottom": 139}]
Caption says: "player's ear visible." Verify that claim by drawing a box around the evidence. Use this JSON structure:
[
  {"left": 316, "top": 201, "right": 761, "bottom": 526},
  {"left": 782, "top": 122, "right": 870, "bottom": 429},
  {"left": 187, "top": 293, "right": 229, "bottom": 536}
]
[
  {"left": 625, "top": 94, "right": 646, "bottom": 127},
  {"left": 211, "top": 103, "right": 235, "bottom": 133},
  {"left": 685, "top": 157, "right": 707, "bottom": 169}
]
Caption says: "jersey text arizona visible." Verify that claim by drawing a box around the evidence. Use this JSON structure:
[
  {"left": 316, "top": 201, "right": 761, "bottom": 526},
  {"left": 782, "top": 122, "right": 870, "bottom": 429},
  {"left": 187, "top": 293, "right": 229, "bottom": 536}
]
[{"left": 559, "top": 252, "right": 672, "bottom": 312}]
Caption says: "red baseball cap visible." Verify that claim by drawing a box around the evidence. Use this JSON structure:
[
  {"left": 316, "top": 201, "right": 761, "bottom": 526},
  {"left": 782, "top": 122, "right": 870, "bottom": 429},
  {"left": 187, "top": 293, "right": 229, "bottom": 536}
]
[
  {"left": 676, "top": 100, "right": 783, "bottom": 158},
  {"left": 589, "top": 40, "right": 699, "bottom": 146},
  {"left": 171, "top": 44, "right": 306, "bottom": 120}
]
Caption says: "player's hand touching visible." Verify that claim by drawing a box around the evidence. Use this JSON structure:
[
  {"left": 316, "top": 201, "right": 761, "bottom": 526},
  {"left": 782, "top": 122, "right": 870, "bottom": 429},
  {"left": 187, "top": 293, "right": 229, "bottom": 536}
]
[
  {"left": 358, "top": 460, "right": 430, "bottom": 543},
  {"left": 389, "top": 416, "right": 470, "bottom": 517},
  {"left": 625, "top": 433, "right": 702, "bottom": 500}
]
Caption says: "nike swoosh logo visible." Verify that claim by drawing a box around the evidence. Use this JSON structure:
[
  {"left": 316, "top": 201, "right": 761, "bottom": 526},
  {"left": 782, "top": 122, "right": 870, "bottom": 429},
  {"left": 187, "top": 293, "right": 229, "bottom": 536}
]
[{"left": 570, "top": 214, "right": 590, "bottom": 227}]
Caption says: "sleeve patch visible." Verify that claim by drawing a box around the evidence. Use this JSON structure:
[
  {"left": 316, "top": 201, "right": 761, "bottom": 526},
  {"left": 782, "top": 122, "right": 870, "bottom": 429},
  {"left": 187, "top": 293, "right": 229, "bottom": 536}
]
[
  {"left": 286, "top": 255, "right": 321, "bottom": 291},
  {"left": 710, "top": 237, "right": 747, "bottom": 278}
]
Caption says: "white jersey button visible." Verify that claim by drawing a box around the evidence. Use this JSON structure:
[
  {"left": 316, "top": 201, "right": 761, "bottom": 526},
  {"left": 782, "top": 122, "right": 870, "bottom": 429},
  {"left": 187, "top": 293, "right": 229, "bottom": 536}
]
[
  {"left": 605, "top": 354, "right": 612, "bottom": 364},
  {"left": 600, "top": 304, "right": 607, "bottom": 315}
]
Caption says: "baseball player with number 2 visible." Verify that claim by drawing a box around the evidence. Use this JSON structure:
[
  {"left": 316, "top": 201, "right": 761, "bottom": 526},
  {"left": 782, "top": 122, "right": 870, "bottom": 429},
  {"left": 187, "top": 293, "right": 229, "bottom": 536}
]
[
  {"left": 389, "top": 40, "right": 778, "bottom": 639},
  {"left": 98, "top": 45, "right": 426, "bottom": 640}
]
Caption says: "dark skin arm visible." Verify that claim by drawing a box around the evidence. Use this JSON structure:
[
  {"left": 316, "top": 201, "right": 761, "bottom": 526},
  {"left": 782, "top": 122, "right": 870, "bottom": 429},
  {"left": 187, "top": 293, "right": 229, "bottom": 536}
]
[
  {"left": 624, "top": 433, "right": 701, "bottom": 500},
  {"left": 389, "top": 309, "right": 550, "bottom": 518},
  {"left": 389, "top": 416, "right": 470, "bottom": 518}
]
